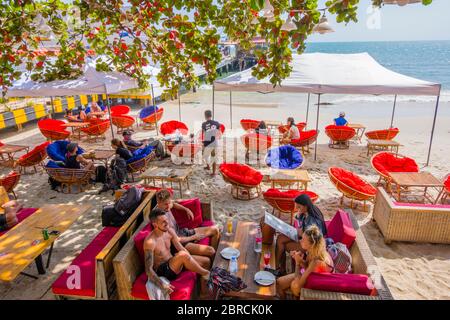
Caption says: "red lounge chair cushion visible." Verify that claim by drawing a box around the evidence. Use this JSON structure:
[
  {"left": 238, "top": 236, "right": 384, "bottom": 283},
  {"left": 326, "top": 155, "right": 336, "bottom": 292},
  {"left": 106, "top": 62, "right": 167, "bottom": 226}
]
[
  {"left": 372, "top": 152, "right": 419, "bottom": 177},
  {"left": 263, "top": 188, "right": 319, "bottom": 201},
  {"left": 171, "top": 198, "right": 203, "bottom": 230},
  {"left": 240, "top": 119, "right": 260, "bottom": 131},
  {"left": 18, "top": 141, "right": 50, "bottom": 162},
  {"left": 444, "top": 176, "right": 450, "bottom": 192},
  {"left": 131, "top": 270, "right": 197, "bottom": 300},
  {"left": 110, "top": 105, "right": 130, "bottom": 116},
  {"left": 304, "top": 272, "right": 375, "bottom": 296},
  {"left": 0, "top": 208, "right": 38, "bottom": 237},
  {"left": 160, "top": 121, "right": 189, "bottom": 136},
  {"left": 365, "top": 128, "right": 399, "bottom": 140},
  {"left": 330, "top": 167, "right": 376, "bottom": 196},
  {"left": 51, "top": 227, "right": 120, "bottom": 297},
  {"left": 326, "top": 209, "right": 356, "bottom": 249},
  {"left": 325, "top": 125, "right": 356, "bottom": 141},
  {"left": 219, "top": 163, "right": 263, "bottom": 186}
]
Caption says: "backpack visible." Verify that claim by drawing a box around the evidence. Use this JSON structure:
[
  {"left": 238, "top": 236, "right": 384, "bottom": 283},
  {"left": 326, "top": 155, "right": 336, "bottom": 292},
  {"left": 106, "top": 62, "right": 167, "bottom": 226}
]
[
  {"left": 95, "top": 165, "right": 107, "bottom": 184},
  {"left": 327, "top": 242, "right": 352, "bottom": 274},
  {"left": 114, "top": 186, "right": 143, "bottom": 216}
]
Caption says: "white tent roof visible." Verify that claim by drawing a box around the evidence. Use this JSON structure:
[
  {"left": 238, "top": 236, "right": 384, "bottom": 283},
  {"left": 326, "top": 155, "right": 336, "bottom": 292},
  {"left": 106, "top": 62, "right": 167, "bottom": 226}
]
[
  {"left": 214, "top": 52, "right": 441, "bottom": 96},
  {"left": 6, "top": 63, "right": 138, "bottom": 98}
]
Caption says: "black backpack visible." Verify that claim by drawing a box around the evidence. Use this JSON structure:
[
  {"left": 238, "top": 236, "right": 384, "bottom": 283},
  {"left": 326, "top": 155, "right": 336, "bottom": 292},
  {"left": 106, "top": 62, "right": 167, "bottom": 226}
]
[{"left": 114, "top": 186, "right": 143, "bottom": 216}]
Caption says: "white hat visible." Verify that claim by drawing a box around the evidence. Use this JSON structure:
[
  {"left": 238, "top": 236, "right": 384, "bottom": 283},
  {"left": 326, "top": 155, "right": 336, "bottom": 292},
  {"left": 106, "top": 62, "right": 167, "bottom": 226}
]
[{"left": 339, "top": 111, "right": 345, "bottom": 117}]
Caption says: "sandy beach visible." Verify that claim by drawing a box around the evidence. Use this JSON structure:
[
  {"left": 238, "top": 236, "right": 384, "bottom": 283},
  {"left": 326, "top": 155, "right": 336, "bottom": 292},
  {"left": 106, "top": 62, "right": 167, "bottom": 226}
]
[{"left": 0, "top": 88, "right": 449, "bottom": 300}]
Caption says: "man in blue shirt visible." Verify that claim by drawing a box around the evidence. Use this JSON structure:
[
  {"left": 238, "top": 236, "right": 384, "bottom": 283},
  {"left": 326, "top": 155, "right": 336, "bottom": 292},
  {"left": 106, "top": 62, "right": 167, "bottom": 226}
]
[{"left": 334, "top": 112, "right": 348, "bottom": 126}]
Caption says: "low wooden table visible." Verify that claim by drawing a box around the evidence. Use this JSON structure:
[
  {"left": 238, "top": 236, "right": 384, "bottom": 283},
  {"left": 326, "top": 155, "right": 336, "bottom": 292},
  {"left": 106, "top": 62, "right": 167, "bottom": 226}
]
[
  {"left": 141, "top": 166, "right": 192, "bottom": 197},
  {"left": 348, "top": 123, "right": 366, "bottom": 143},
  {"left": 367, "top": 139, "right": 401, "bottom": 156},
  {"left": 62, "top": 122, "right": 89, "bottom": 140},
  {"left": 0, "top": 144, "right": 29, "bottom": 167},
  {"left": 262, "top": 169, "right": 311, "bottom": 190},
  {"left": 390, "top": 172, "right": 444, "bottom": 204},
  {"left": 211, "top": 221, "right": 276, "bottom": 300},
  {"left": 0, "top": 204, "right": 91, "bottom": 282},
  {"left": 85, "top": 149, "right": 116, "bottom": 167}
]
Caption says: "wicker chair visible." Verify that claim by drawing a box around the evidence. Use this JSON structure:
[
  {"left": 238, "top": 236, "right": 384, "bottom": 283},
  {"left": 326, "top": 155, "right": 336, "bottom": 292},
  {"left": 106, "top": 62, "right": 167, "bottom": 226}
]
[
  {"left": 0, "top": 171, "right": 21, "bottom": 199},
  {"left": 160, "top": 120, "right": 188, "bottom": 136},
  {"left": 291, "top": 130, "right": 319, "bottom": 154},
  {"left": 328, "top": 167, "right": 377, "bottom": 211},
  {"left": 325, "top": 125, "right": 356, "bottom": 149},
  {"left": 110, "top": 105, "right": 131, "bottom": 116},
  {"left": 365, "top": 128, "right": 399, "bottom": 141},
  {"left": 140, "top": 107, "right": 164, "bottom": 130},
  {"left": 45, "top": 166, "right": 94, "bottom": 194},
  {"left": 241, "top": 133, "right": 272, "bottom": 161},
  {"left": 38, "top": 119, "right": 71, "bottom": 141},
  {"left": 442, "top": 174, "right": 450, "bottom": 203},
  {"left": 15, "top": 141, "right": 50, "bottom": 174},
  {"left": 81, "top": 120, "right": 111, "bottom": 141},
  {"left": 370, "top": 152, "right": 419, "bottom": 192},
  {"left": 240, "top": 119, "right": 260, "bottom": 131},
  {"left": 112, "top": 115, "right": 135, "bottom": 134},
  {"left": 278, "top": 122, "right": 307, "bottom": 134},
  {"left": 373, "top": 187, "right": 450, "bottom": 244},
  {"left": 219, "top": 163, "right": 263, "bottom": 200},
  {"left": 127, "top": 150, "right": 157, "bottom": 181}
]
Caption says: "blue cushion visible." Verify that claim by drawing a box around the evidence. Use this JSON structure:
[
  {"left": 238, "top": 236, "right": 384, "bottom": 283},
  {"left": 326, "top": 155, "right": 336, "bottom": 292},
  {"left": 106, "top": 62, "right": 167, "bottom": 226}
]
[
  {"left": 46, "top": 140, "right": 85, "bottom": 162},
  {"left": 334, "top": 117, "right": 348, "bottom": 126},
  {"left": 265, "top": 145, "right": 303, "bottom": 169},
  {"left": 85, "top": 106, "right": 91, "bottom": 114},
  {"left": 139, "top": 106, "right": 158, "bottom": 119},
  {"left": 126, "top": 145, "right": 155, "bottom": 164},
  {"left": 46, "top": 160, "right": 63, "bottom": 168}
]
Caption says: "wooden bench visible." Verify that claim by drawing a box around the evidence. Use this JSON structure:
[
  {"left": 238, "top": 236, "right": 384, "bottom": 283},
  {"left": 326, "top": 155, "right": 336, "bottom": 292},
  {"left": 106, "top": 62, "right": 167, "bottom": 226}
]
[
  {"left": 113, "top": 201, "right": 215, "bottom": 300},
  {"left": 51, "top": 190, "right": 155, "bottom": 299}
]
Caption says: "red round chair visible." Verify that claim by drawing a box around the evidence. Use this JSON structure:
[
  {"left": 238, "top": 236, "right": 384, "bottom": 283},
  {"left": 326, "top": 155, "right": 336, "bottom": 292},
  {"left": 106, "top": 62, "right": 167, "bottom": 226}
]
[
  {"left": 441, "top": 174, "right": 450, "bottom": 203},
  {"left": 0, "top": 171, "right": 21, "bottom": 199},
  {"left": 263, "top": 188, "right": 319, "bottom": 224},
  {"left": 38, "top": 119, "right": 71, "bottom": 141},
  {"left": 219, "top": 163, "right": 263, "bottom": 200},
  {"left": 110, "top": 105, "right": 131, "bottom": 116},
  {"left": 142, "top": 108, "right": 164, "bottom": 130},
  {"left": 240, "top": 119, "right": 260, "bottom": 131},
  {"left": 370, "top": 152, "right": 419, "bottom": 191},
  {"left": 160, "top": 120, "right": 189, "bottom": 136},
  {"left": 112, "top": 115, "right": 135, "bottom": 133},
  {"left": 241, "top": 133, "right": 272, "bottom": 160},
  {"left": 365, "top": 128, "right": 399, "bottom": 141},
  {"left": 325, "top": 125, "right": 356, "bottom": 149},
  {"left": 291, "top": 130, "right": 319, "bottom": 154},
  {"left": 15, "top": 141, "right": 50, "bottom": 174},
  {"left": 278, "top": 122, "right": 307, "bottom": 134},
  {"left": 328, "top": 167, "right": 377, "bottom": 211},
  {"left": 81, "top": 120, "right": 111, "bottom": 141}
]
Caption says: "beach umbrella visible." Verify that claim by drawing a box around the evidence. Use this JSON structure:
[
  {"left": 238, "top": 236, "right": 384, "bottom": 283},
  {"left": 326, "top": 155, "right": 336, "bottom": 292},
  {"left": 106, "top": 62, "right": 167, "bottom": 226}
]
[{"left": 382, "top": 0, "right": 421, "bottom": 5}]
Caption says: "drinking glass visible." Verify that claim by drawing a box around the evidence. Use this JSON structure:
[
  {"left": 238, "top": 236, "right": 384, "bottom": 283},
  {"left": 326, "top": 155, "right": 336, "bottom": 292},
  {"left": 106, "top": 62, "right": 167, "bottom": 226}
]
[{"left": 263, "top": 250, "right": 271, "bottom": 268}]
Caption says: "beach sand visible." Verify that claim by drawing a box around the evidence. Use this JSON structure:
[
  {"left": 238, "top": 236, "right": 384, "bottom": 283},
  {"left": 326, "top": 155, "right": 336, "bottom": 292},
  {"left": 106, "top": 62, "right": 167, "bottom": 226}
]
[{"left": 0, "top": 89, "right": 449, "bottom": 300}]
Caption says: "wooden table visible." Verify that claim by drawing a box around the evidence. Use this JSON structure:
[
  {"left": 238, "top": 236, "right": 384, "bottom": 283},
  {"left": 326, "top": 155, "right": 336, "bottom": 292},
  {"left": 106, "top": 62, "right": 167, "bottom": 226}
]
[
  {"left": 141, "top": 166, "right": 192, "bottom": 197},
  {"left": 62, "top": 122, "right": 89, "bottom": 140},
  {"left": 0, "top": 204, "right": 91, "bottom": 282},
  {"left": 85, "top": 149, "right": 116, "bottom": 167},
  {"left": 262, "top": 169, "right": 311, "bottom": 190},
  {"left": 264, "top": 120, "right": 282, "bottom": 133},
  {"left": 348, "top": 123, "right": 366, "bottom": 143},
  {"left": 211, "top": 221, "right": 276, "bottom": 300},
  {"left": 390, "top": 172, "right": 444, "bottom": 204},
  {"left": 0, "top": 144, "right": 29, "bottom": 167},
  {"left": 367, "top": 139, "right": 401, "bottom": 156}
]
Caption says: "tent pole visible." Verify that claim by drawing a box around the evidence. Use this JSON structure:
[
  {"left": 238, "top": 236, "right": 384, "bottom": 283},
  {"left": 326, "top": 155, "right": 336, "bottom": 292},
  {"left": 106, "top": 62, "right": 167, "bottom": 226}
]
[
  {"left": 229, "top": 91, "right": 232, "bottom": 129},
  {"left": 306, "top": 93, "right": 310, "bottom": 129},
  {"left": 314, "top": 94, "right": 321, "bottom": 161},
  {"left": 426, "top": 94, "right": 441, "bottom": 167},
  {"left": 104, "top": 85, "right": 115, "bottom": 139},
  {"left": 151, "top": 84, "right": 159, "bottom": 135},
  {"left": 390, "top": 94, "right": 397, "bottom": 128},
  {"left": 178, "top": 88, "right": 181, "bottom": 121},
  {"left": 212, "top": 84, "right": 215, "bottom": 118},
  {"left": 50, "top": 96, "right": 55, "bottom": 118}
]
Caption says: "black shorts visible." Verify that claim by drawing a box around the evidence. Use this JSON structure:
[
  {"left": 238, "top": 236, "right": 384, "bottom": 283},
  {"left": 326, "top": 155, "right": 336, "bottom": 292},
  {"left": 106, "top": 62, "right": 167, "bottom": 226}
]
[
  {"left": 0, "top": 214, "right": 7, "bottom": 232},
  {"left": 179, "top": 228, "right": 195, "bottom": 238},
  {"left": 156, "top": 260, "right": 178, "bottom": 281}
]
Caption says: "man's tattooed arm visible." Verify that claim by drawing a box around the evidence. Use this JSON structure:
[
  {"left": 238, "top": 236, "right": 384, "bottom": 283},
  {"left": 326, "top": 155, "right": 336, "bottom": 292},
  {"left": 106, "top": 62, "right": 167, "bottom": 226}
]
[{"left": 144, "top": 249, "right": 166, "bottom": 290}]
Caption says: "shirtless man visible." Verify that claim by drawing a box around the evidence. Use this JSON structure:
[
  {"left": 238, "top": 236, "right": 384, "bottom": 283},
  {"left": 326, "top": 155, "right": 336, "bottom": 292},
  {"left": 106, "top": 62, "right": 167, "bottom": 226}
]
[
  {"left": 155, "top": 189, "right": 220, "bottom": 261},
  {"left": 143, "top": 208, "right": 211, "bottom": 295}
]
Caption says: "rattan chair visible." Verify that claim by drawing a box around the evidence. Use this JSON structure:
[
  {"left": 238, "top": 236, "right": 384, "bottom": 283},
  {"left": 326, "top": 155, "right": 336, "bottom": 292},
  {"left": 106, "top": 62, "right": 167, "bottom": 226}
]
[
  {"left": 365, "top": 128, "right": 399, "bottom": 141},
  {"left": 291, "top": 130, "right": 319, "bottom": 154},
  {"left": 0, "top": 171, "right": 21, "bottom": 199},
  {"left": 45, "top": 167, "right": 94, "bottom": 193},
  {"left": 15, "top": 141, "right": 50, "bottom": 174},
  {"left": 325, "top": 125, "right": 356, "bottom": 149},
  {"left": 219, "top": 163, "right": 263, "bottom": 200},
  {"left": 127, "top": 150, "right": 157, "bottom": 181}
]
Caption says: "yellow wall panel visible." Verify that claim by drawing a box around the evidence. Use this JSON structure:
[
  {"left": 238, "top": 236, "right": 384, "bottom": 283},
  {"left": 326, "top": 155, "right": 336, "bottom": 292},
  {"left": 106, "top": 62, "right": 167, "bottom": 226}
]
[
  {"left": 13, "top": 109, "right": 27, "bottom": 124},
  {"left": 80, "top": 95, "right": 88, "bottom": 105},
  {"left": 67, "top": 97, "right": 75, "bottom": 110},
  {"left": 0, "top": 114, "right": 5, "bottom": 129},
  {"left": 34, "top": 104, "right": 47, "bottom": 119},
  {"left": 53, "top": 99, "right": 63, "bottom": 113}
]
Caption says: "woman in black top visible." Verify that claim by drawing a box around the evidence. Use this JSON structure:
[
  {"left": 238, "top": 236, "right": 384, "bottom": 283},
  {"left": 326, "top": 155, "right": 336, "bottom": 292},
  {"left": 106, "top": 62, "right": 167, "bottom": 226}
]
[
  {"left": 111, "top": 138, "right": 132, "bottom": 161},
  {"left": 65, "top": 142, "right": 94, "bottom": 170},
  {"left": 274, "top": 194, "right": 327, "bottom": 275}
]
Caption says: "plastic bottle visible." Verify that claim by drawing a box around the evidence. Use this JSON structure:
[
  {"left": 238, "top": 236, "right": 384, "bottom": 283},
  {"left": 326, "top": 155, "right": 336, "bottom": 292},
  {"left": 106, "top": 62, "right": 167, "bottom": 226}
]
[
  {"left": 254, "top": 226, "right": 262, "bottom": 253},
  {"left": 229, "top": 255, "right": 238, "bottom": 275}
]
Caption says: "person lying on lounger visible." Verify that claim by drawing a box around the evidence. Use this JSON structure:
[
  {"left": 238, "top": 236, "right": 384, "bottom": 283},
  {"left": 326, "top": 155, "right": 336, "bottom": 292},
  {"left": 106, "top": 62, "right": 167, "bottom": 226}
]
[
  {"left": 143, "top": 208, "right": 211, "bottom": 295},
  {"left": 122, "top": 130, "right": 166, "bottom": 160},
  {"left": 274, "top": 194, "right": 327, "bottom": 276},
  {"left": 277, "top": 225, "right": 333, "bottom": 299},
  {"left": 155, "top": 189, "right": 220, "bottom": 263},
  {"left": 281, "top": 117, "right": 300, "bottom": 144}
]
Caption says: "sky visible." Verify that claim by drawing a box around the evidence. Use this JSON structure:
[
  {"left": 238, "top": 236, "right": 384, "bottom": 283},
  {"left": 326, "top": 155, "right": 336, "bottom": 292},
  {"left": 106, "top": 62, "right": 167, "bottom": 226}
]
[{"left": 307, "top": 0, "right": 450, "bottom": 42}]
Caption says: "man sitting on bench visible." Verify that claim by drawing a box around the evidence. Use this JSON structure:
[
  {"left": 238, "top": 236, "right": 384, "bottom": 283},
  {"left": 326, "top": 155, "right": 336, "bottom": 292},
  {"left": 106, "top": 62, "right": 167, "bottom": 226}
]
[
  {"left": 144, "top": 208, "right": 211, "bottom": 296},
  {"left": 155, "top": 189, "right": 220, "bottom": 262}
]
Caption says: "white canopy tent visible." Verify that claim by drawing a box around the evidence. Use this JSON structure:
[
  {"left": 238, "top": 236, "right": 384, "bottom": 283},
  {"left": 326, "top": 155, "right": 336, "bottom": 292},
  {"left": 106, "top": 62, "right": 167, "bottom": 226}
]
[
  {"left": 6, "top": 62, "right": 139, "bottom": 137},
  {"left": 213, "top": 52, "right": 442, "bottom": 165}
]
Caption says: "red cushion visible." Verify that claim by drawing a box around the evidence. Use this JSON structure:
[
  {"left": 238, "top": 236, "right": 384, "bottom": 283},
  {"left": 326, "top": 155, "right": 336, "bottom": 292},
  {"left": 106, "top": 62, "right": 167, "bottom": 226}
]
[
  {"left": 171, "top": 198, "right": 203, "bottom": 230},
  {"left": 304, "top": 272, "right": 375, "bottom": 296},
  {"left": 131, "top": 271, "right": 197, "bottom": 300},
  {"left": 240, "top": 119, "right": 260, "bottom": 131},
  {"left": 372, "top": 152, "right": 419, "bottom": 177},
  {"left": 160, "top": 121, "right": 189, "bottom": 136},
  {"left": 443, "top": 175, "right": 450, "bottom": 192},
  {"left": 219, "top": 163, "right": 263, "bottom": 186},
  {"left": 330, "top": 167, "right": 376, "bottom": 196},
  {"left": 326, "top": 209, "right": 356, "bottom": 249},
  {"left": 365, "top": 128, "right": 399, "bottom": 140},
  {"left": 197, "top": 220, "right": 214, "bottom": 246},
  {"left": 0, "top": 208, "right": 38, "bottom": 237},
  {"left": 51, "top": 227, "right": 120, "bottom": 297}
]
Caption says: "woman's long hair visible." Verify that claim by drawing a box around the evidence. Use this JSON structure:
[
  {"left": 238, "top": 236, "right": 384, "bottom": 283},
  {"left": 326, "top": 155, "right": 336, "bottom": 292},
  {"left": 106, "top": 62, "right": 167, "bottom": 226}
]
[
  {"left": 287, "top": 117, "right": 295, "bottom": 127},
  {"left": 295, "top": 194, "right": 327, "bottom": 235},
  {"left": 303, "top": 225, "right": 327, "bottom": 263},
  {"left": 111, "top": 138, "right": 127, "bottom": 150}
]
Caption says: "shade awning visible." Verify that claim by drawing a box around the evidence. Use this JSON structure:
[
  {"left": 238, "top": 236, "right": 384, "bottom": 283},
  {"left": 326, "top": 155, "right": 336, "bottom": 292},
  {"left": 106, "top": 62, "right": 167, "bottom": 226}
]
[{"left": 214, "top": 52, "right": 441, "bottom": 96}]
